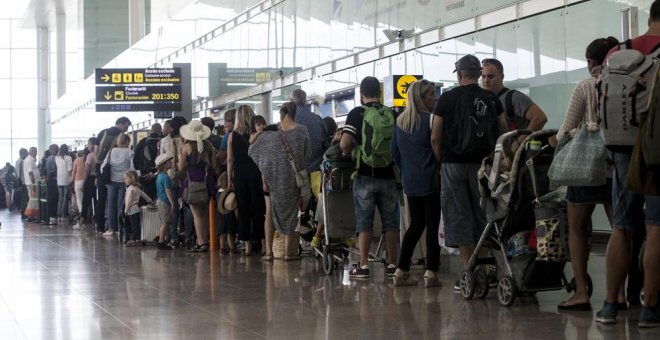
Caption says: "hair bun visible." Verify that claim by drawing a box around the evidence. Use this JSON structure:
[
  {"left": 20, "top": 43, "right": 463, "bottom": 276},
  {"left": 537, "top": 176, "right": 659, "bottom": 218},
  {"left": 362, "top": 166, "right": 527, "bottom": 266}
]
[{"left": 605, "top": 36, "right": 620, "bottom": 49}]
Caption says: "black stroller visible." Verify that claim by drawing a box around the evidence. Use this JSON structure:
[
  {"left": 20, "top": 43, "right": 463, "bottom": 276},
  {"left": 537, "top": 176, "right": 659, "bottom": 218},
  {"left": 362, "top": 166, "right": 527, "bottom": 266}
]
[{"left": 458, "top": 130, "right": 593, "bottom": 306}]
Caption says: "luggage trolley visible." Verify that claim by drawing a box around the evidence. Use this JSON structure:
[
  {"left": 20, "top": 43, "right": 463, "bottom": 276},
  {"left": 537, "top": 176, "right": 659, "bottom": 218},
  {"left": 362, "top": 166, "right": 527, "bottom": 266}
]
[{"left": 314, "top": 158, "right": 386, "bottom": 275}]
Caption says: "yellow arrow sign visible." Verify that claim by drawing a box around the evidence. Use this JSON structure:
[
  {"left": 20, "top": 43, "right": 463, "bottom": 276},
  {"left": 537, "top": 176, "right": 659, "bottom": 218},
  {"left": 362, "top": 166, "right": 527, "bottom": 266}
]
[
  {"left": 102, "top": 74, "right": 110, "bottom": 82},
  {"left": 104, "top": 91, "right": 112, "bottom": 100}
]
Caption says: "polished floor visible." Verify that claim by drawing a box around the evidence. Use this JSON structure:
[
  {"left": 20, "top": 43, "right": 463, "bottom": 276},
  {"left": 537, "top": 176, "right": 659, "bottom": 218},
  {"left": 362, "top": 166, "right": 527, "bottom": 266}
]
[{"left": 0, "top": 209, "right": 657, "bottom": 340}]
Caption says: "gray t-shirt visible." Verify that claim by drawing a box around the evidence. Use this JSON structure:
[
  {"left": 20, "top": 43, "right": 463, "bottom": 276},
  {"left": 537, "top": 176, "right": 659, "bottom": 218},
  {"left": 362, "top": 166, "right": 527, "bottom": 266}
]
[{"left": 498, "top": 89, "right": 535, "bottom": 130}]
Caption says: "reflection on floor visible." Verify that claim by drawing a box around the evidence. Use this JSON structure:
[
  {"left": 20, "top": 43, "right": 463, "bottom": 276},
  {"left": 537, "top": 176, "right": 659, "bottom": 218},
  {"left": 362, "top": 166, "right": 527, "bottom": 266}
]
[{"left": 0, "top": 209, "right": 657, "bottom": 339}]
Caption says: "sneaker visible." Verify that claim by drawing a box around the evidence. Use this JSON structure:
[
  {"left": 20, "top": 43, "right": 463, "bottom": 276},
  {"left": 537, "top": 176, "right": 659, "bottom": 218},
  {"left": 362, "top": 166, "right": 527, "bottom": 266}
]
[
  {"left": 102, "top": 230, "right": 115, "bottom": 237},
  {"left": 157, "top": 242, "right": 173, "bottom": 250},
  {"left": 48, "top": 217, "right": 57, "bottom": 225},
  {"left": 72, "top": 223, "right": 81, "bottom": 230},
  {"left": 424, "top": 270, "right": 441, "bottom": 288},
  {"left": 125, "top": 240, "right": 136, "bottom": 247},
  {"left": 393, "top": 269, "right": 418, "bottom": 287},
  {"left": 386, "top": 264, "right": 397, "bottom": 277},
  {"left": 639, "top": 305, "right": 660, "bottom": 328},
  {"left": 349, "top": 264, "right": 369, "bottom": 279},
  {"left": 310, "top": 236, "right": 321, "bottom": 248},
  {"left": 486, "top": 264, "right": 498, "bottom": 288},
  {"left": 595, "top": 301, "right": 618, "bottom": 324}
]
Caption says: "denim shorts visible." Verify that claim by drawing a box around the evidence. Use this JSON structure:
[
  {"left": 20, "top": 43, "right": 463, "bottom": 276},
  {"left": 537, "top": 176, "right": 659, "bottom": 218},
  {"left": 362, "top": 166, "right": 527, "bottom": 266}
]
[
  {"left": 566, "top": 178, "right": 613, "bottom": 205},
  {"left": 612, "top": 152, "right": 660, "bottom": 229},
  {"left": 440, "top": 163, "right": 487, "bottom": 247},
  {"left": 352, "top": 176, "right": 400, "bottom": 234}
]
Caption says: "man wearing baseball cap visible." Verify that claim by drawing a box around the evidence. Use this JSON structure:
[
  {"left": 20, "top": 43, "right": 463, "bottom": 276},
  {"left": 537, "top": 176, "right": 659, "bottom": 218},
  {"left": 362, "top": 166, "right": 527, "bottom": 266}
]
[{"left": 434, "top": 54, "right": 508, "bottom": 290}]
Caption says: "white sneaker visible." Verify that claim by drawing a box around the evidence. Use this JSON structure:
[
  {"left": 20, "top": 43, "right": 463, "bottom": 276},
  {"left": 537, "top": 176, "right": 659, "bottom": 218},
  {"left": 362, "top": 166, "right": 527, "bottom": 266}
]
[
  {"left": 72, "top": 223, "right": 81, "bottom": 230},
  {"left": 393, "top": 269, "right": 418, "bottom": 287},
  {"left": 49, "top": 217, "right": 57, "bottom": 225},
  {"left": 424, "top": 270, "right": 441, "bottom": 288},
  {"left": 102, "top": 230, "right": 115, "bottom": 237}
]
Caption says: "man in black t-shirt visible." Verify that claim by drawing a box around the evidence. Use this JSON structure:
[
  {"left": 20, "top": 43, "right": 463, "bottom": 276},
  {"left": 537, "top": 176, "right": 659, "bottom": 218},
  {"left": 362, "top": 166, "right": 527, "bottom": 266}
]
[
  {"left": 340, "top": 76, "right": 400, "bottom": 279},
  {"left": 92, "top": 116, "right": 131, "bottom": 233},
  {"left": 433, "top": 55, "right": 508, "bottom": 288}
]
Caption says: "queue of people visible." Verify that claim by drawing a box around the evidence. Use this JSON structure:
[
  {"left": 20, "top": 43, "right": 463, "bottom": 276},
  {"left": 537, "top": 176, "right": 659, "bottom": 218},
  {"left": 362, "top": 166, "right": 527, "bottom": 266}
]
[{"left": 4, "top": 2, "right": 660, "bottom": 329}]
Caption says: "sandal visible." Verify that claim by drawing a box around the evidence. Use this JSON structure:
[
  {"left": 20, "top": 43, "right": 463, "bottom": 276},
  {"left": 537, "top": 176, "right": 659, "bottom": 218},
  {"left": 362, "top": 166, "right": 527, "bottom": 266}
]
[
  {"left": 284, "top": 255, "right": 301, "bottom": 261},
  {"left": 261, "top": 253, "right": 274, "bottom": 261}
]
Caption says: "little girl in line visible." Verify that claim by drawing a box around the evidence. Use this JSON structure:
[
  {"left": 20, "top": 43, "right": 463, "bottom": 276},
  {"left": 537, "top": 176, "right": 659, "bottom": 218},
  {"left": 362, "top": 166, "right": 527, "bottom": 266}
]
[
  {"left": 155, "top": 154, "right": 176, "bottom": 250},
  {"left": 124, "top": 170, "right": 153, "bottom": 246}
]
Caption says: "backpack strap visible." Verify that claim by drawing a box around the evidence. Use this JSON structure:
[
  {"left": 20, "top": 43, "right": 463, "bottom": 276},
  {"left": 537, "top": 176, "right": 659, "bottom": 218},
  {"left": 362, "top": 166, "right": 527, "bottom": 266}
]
[{"left": 505, "top": 90, "right": 515, "bottom": 122}]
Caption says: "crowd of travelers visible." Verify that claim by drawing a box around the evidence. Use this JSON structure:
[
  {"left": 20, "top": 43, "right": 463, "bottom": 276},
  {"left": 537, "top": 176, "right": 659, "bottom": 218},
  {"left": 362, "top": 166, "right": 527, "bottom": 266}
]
[{"left": 2, "top": 0, "right": 660, "bottom": 329}]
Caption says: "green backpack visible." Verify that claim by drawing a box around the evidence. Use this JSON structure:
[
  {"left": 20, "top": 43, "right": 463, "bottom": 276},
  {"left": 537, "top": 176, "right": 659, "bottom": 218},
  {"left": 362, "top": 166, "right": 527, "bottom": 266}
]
[{"left": 355, "top": 105, "right": 395, "bottom": 169}]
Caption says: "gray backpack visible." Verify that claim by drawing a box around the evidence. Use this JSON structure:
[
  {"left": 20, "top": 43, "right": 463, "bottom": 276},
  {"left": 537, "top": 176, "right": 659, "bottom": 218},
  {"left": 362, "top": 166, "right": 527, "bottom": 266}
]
[{"left": 597, "top": 40, "right": 660, "bottom": 153}]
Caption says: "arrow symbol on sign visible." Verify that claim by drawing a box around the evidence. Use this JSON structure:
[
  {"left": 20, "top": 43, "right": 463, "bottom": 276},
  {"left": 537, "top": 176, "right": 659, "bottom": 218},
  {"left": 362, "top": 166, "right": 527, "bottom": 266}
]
[
  {"left": 102, "top": 74, "right": 110, "bottom": 82},
  {"left": 104, "top": 91, "right": 112, "bottom": 100}
]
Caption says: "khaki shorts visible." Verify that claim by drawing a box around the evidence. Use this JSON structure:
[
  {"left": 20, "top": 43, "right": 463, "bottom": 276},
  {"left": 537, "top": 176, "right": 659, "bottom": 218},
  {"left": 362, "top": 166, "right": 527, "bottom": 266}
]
[{"left": 157, "top": 200, "right": 171, "bottom": 224}]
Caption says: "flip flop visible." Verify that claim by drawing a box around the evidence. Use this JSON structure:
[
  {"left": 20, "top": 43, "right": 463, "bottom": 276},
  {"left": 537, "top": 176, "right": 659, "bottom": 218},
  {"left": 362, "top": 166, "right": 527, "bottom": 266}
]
[{"left": 557, "top": 301, "right": 592, "bottom": 311}]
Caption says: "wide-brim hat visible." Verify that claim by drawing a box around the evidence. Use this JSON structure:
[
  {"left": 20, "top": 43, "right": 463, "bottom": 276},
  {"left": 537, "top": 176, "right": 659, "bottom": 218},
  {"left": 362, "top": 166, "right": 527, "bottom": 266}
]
[
  {"left": 217, "top": 188, "right": 237, "bottom": 214},
  {"left": 180, "top": 120, "right": 212, "bottom": 144},
  {"left": 154, "top": 154, "right": 173, "bottom": 168}
]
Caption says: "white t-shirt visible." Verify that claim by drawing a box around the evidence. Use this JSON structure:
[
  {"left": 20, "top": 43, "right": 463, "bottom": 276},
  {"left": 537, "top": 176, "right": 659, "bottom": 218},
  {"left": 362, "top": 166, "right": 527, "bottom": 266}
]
[
  {"left": 55, "top": 155, "right": 73, "bottom": 186},
  {"left": 101, "top": 147, "right": 135, "bottom": 183},
  {"left": 23, "top": 155, "right": 39, "bottom": 186}
]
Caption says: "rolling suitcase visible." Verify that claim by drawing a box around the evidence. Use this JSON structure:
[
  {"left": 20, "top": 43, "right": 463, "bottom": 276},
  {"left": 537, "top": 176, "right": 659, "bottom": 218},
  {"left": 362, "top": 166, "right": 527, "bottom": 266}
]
[{"left": 141, "top": 205, "right": 160, "bottom": 243}]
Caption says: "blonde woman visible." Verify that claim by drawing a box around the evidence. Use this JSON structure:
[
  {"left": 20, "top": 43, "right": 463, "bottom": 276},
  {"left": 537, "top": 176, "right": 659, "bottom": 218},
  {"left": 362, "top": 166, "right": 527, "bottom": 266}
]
[
  {"left": 227, "top": 104, "right": 266, "bottom": 255},
  {"left": 390, "top": 80, "right": 442, "bottom": 287}
]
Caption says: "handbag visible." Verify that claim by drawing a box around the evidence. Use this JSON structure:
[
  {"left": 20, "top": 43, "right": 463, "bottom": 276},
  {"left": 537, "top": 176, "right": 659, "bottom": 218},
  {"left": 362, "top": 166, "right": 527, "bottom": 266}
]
[
  {"left": 548, "top": 92, "right": 608, "bottom": 188},
  {"left": 99, "top": 148, "right": 113, "bottom": 185},
  {"left": 534, "top": 200, "right": 569, "bottom": 262},
  {"left": 627, "top": 132, "right": 660, "bottom": 196},
  {"left": 183, "top": 170, "right": 209, "bottom": 205},
  {"left": 279, "top": 129, "right": 309, "bottom": 189}
]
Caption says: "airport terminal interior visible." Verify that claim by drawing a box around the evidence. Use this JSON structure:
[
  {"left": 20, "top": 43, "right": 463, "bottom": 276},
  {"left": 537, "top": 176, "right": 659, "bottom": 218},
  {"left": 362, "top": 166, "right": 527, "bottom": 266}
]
[{"left": 1, "top": 0, "right": 660, "bottom": 339}]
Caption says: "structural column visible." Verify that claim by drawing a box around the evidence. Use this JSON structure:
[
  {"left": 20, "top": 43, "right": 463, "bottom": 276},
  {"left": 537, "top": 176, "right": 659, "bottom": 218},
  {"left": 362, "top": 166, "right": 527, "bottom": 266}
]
[
  {"left": 129, "top": 0, "right": 146, "bottom": 45},
  {"left": 37, "top": 27, "right": 50, "bottom": 155}
]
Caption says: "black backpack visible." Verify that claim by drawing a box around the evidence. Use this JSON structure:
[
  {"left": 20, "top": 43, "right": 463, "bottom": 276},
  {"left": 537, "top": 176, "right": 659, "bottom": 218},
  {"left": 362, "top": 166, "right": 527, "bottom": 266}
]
[
  {"left": 142, "top": 137, "right": 160, "bottom": 172},
  {"left": 498, "top": 87, "right": 529, "bottom": 131},
  {"left": 447, "top": 89, "right": 499, "bottom": 160}
]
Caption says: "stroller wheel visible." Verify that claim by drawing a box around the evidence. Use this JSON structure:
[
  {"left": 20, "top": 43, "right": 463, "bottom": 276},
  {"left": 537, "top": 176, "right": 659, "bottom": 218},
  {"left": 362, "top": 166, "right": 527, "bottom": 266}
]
[
  {"left": 497, "top": 275, "right": 517, "bottom": 307},
  {"left": 474, "top": 268, "right": 489, "bottom": 300},
  {"left": 459, "top": 270, "right": 476, "bottom": 300},
  {"left": 322, "top": 246, "right": 334, "bottom": 275}
]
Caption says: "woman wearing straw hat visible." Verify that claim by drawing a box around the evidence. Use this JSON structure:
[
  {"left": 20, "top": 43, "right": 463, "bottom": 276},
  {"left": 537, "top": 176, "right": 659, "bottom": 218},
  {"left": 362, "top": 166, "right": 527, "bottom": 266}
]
[{"left": 178, "top": 120, "right": 215, "bottom": 252}]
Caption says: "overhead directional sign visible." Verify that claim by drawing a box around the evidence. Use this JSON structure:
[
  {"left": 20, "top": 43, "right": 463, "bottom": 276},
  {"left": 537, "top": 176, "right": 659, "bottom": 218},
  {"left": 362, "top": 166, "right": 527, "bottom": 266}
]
[
  {"left": 95, "top": 68, "right": 181, "bottom": 84},
  {"left": 95, "top": 68, "right": 182, "bottom": 112},
  {"left": 96, "top": 103, "right": 182, "bottom": 112},
  {"left": 95, "top": 85, "right": 182, "bottom": 102}
]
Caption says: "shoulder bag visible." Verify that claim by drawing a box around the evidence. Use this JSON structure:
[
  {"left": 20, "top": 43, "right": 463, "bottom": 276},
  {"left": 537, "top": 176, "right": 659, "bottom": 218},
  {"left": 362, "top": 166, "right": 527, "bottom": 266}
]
[
  {"left": 99, "top": 148, "right": 113, "bottom": 185},
  {"left": 279, "top": 129, "right": 309, "bottom": 189},
  {"left": 548, "top": 90, "right": 609, "bottom": 188}
]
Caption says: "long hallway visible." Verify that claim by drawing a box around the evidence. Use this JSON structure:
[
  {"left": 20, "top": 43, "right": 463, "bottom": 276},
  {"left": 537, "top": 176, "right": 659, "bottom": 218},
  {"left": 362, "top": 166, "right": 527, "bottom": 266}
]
[{"left": 0, "top": 209, "right": 657, "bottom": 339}]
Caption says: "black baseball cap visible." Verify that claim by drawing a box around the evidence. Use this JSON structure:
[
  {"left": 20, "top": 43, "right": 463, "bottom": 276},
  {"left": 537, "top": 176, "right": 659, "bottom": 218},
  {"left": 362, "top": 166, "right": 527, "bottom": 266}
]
[{"left": 453, "top": 54, "right": 482, "bottom": 73}]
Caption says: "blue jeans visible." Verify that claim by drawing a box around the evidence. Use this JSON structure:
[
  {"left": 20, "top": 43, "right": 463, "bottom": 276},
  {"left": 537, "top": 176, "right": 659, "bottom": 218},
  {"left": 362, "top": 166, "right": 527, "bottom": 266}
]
[
  {"left": 169, "top": 186, "right": 181, "bottom": 243},
  {"left": 352, "top": 176, "right": 400, "bottom": 234},
  {"left": 57, "top": 185, "right": 69, "bottom": 217},
  {"left": 106, "top": 182, "right": 126, "bottom": 231},
  {"left": 612, "top": 152, "right": 660, "bottom": 229}
]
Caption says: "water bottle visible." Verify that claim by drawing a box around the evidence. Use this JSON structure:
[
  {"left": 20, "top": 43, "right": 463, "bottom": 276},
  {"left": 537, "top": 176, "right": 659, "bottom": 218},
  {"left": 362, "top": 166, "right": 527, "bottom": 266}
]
[{"left": 527, "top": 140, "right": 542, "bottom": 151}]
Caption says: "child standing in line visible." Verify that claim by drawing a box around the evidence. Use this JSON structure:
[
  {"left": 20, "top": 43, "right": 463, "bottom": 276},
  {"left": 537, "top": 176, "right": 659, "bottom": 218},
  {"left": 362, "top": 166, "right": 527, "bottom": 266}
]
[
  {"left": 154, "top": 154, "right": 176, "bottom": 250},
  {"left": 217, "top": 172, "right": 238, "bottom": 254},
  {"left": 123, "top": 170, "right": 153, "bottom": 246}
]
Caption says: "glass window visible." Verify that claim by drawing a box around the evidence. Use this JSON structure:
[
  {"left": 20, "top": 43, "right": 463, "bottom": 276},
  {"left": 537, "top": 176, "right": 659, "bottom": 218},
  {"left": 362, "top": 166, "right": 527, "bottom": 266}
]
[
  {"left": 0, "top": 79, "right": 10, "bottom": 108},
  {"left": 11, "top": 109, "right": 39, "bottom": 138},
  {"left": 9, "top": 79, "right": 38, "bottom": 108},
  {"left": 10, "top": 20, "right": 36, "bottom": 49},
  {"left": 0, "top": 20, "right": 10, "bottom": 48},
  {"left": 10, "top": 49, "right": 37, "bottom": 78},
  {"left": 0, "top": 110, "right": 10, "bottom": 136}
]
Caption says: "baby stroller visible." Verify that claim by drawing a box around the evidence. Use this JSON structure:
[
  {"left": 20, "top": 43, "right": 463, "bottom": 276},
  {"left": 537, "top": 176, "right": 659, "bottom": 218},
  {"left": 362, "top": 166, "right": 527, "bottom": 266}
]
[
  {"left": 314, "top": 153, "right": 386, "bottom": 275},
  {"left": 458, "top": 129, "right": 592, "bottom": 306}
]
